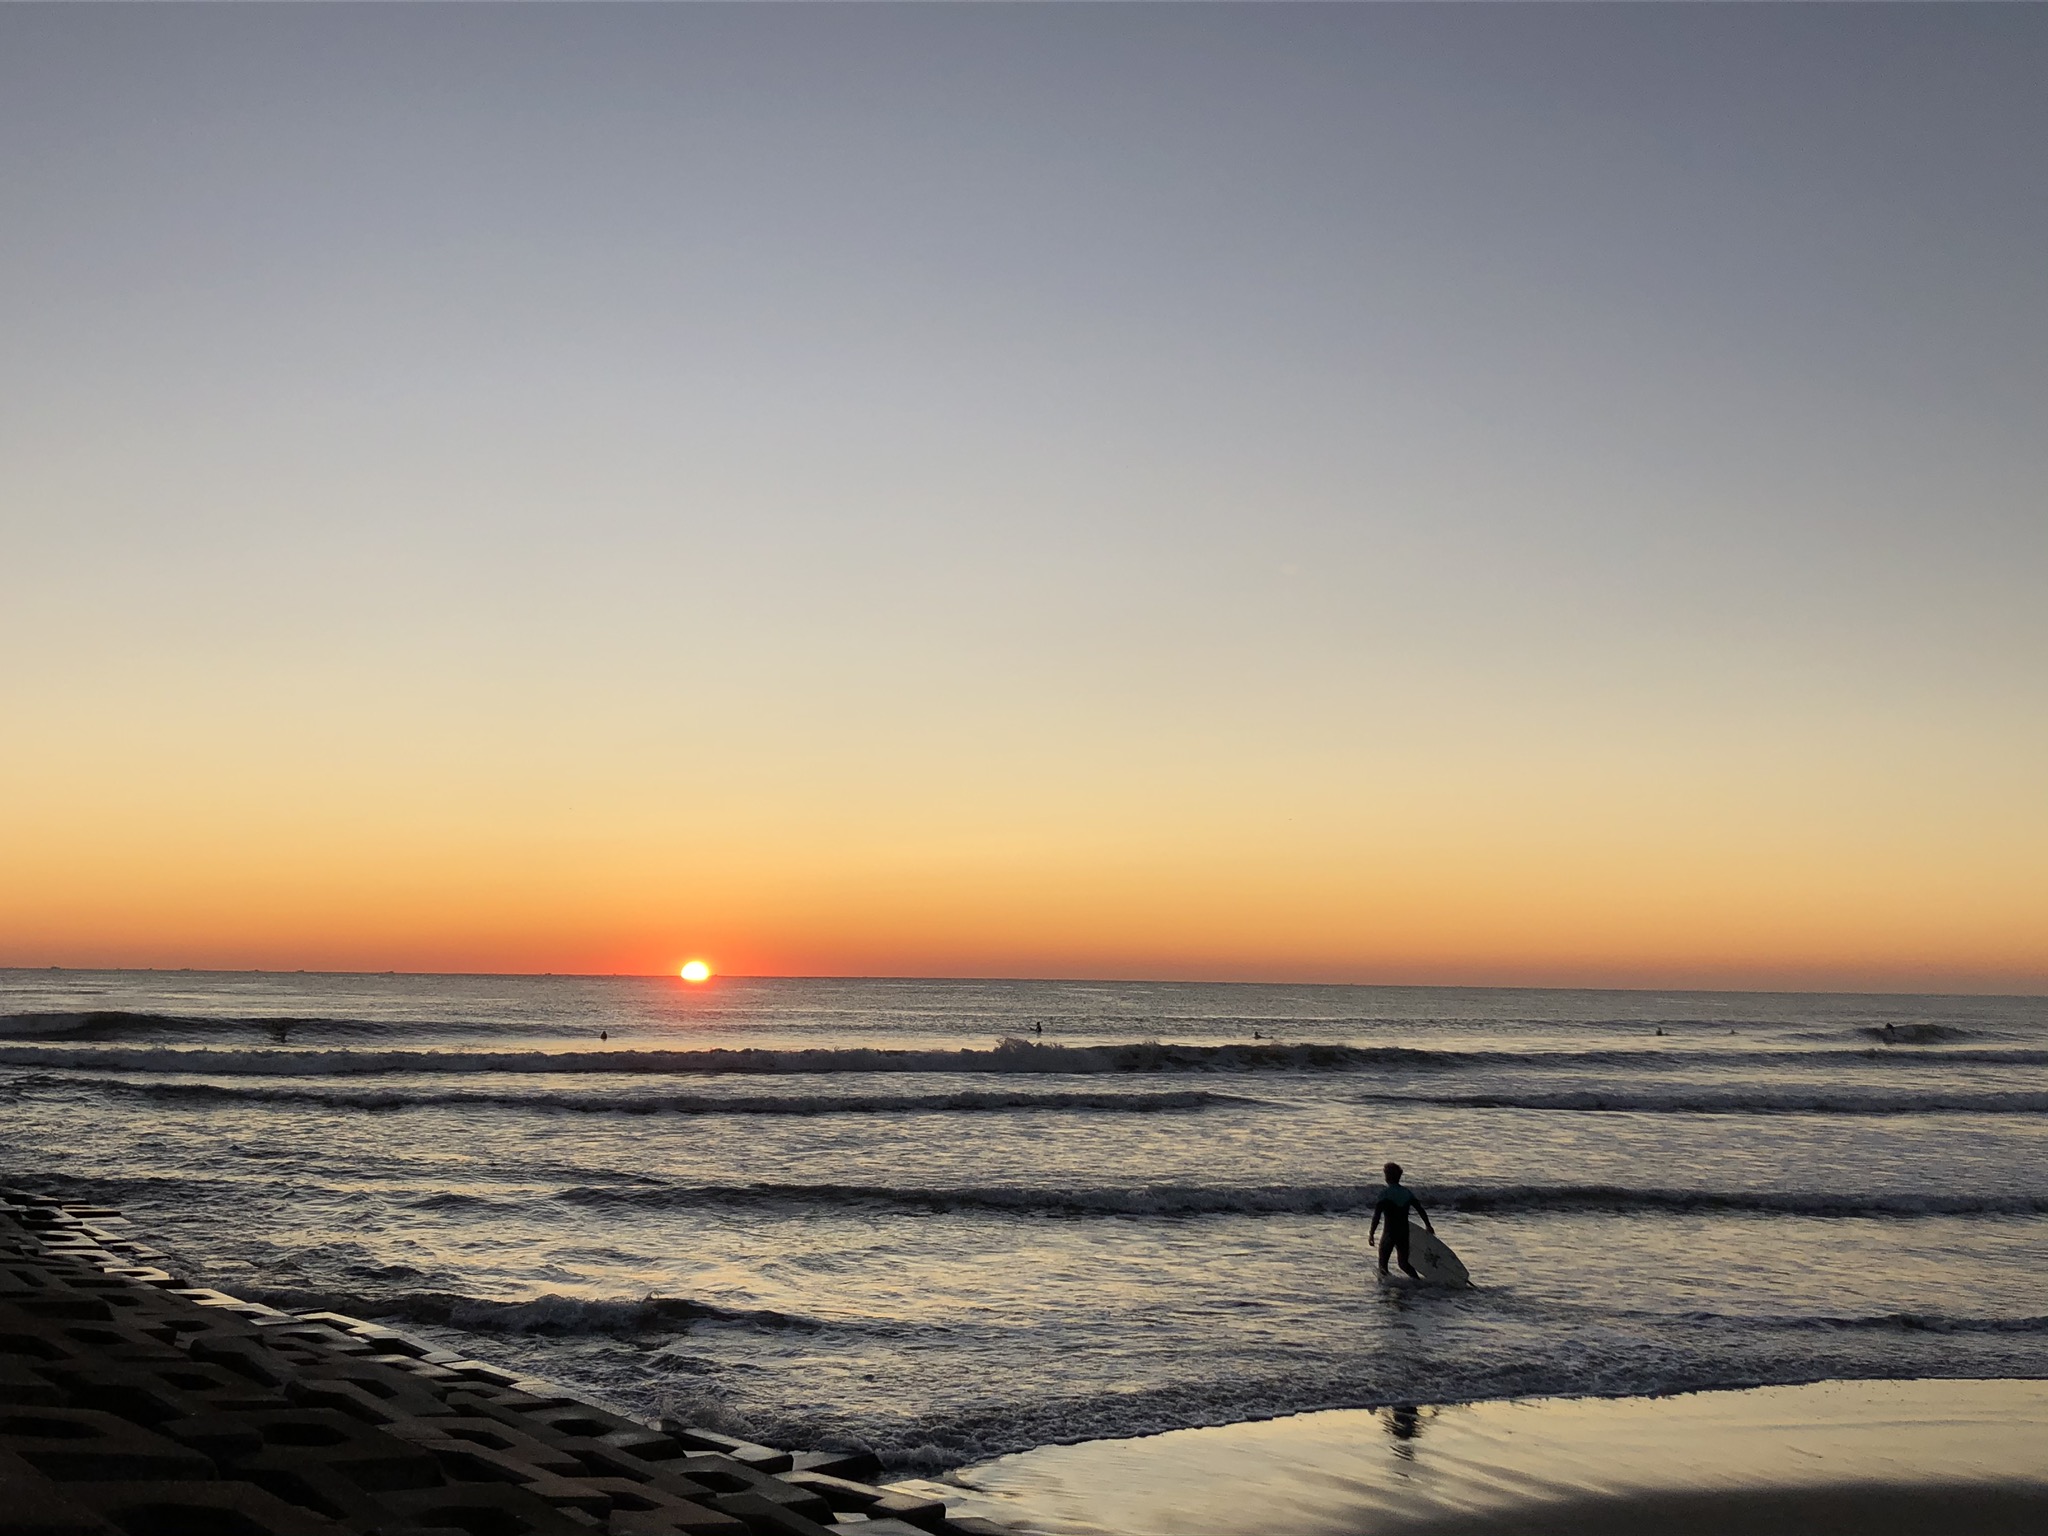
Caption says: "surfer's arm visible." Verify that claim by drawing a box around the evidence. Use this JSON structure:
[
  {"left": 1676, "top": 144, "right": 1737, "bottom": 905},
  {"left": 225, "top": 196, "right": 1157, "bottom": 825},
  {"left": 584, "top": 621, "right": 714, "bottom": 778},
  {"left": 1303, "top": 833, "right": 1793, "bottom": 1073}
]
[{"left": 1414, "top": 1197, "right": 1433, "bottom": 1232}]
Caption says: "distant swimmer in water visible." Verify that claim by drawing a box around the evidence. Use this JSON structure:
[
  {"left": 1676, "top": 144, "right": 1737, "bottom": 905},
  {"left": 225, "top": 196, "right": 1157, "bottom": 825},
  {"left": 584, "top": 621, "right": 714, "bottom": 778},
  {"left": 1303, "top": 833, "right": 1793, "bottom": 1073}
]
[
  {"left": 1370, "top": 1161, "right": 1434, "bottom": 1280},
  {"left": 600, "top": 1031, "right": 608, "bottom": 1041}
]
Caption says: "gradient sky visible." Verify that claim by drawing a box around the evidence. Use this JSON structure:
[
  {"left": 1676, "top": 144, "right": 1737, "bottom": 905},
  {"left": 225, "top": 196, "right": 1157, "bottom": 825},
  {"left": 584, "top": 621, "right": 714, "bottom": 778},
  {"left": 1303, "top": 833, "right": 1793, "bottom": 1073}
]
[{"left": 3, "top": 5, "right": 2044, "bottom": 989}]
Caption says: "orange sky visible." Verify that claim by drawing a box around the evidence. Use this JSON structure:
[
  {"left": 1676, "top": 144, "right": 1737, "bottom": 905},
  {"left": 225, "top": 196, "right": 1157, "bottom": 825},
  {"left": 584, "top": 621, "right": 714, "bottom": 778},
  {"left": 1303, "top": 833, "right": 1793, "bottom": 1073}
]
[
  {"left": 4, "top": 8, "right": 2045, "bottom": 993},
  {"left": 6, "top": 649, "right": 2043, "bottom": 990}
]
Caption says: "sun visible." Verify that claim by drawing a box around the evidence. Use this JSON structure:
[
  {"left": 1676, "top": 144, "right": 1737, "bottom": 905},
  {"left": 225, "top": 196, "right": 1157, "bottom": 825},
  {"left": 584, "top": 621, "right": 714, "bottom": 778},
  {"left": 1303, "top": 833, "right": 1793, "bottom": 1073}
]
[{"left": 679, "top": 960, "right": 712, "bottom": 983}]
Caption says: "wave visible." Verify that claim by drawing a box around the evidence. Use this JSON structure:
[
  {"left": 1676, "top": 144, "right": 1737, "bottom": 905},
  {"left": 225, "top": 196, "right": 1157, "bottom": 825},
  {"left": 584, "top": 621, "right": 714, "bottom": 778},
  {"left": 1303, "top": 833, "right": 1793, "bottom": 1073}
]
[
  {"left": 233, "top": 1290, "right": 2048, "bottom": 1395},
  {"left": 1370, "top": 1090, "right": 2048, "bottom": 1115},
  {"left": 7, "top": 1036, "right": 2045, "bottom": 1078},
  {"left": 1708, "top": 1311, "right": 2048, "bottom": 1337},
  {"left": 0, "top": 1010, "right": 508, "bottom": 1042},
  {"left": 537, "top": 1180, "right": 2048, "bottom": 1221},
  {"left": 0, "top": 1038, "right": 1421, "bottom": 1075},
  {"left": 245, "top": 1286, "right": 830, "bottom": 1337},
  {"left": 13, "top": 1074, "right": 1241, "bottom": 1118},
  {"left": 1853, "top": 1023, "right": 1978, "bottom": 1044}
]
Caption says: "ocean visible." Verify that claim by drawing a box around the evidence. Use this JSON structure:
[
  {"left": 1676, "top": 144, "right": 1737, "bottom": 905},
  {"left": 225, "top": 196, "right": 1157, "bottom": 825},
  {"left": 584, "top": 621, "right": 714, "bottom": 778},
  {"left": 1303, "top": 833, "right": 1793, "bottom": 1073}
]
[{"left": 2, "top": 971, "right": 2044, "bottom": 1474}]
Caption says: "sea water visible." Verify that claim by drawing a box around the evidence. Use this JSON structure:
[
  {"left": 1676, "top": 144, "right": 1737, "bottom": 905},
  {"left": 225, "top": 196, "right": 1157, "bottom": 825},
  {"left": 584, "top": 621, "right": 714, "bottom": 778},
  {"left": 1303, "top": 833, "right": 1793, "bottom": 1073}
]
[{"left": 2, "top": 972, "right": 2044, "bottom": 1470}]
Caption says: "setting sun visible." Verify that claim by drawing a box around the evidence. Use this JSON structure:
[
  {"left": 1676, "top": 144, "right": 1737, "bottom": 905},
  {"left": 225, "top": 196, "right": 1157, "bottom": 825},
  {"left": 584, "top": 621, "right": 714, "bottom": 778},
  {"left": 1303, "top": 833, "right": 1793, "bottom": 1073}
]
[{"left": 679, "top": 960, "right": 712, "bottom": 983}]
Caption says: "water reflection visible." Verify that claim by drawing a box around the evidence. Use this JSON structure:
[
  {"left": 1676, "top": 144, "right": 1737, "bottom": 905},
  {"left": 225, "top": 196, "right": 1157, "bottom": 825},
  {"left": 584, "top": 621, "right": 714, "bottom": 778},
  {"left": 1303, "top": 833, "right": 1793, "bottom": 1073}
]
[{"left": 1379, "top": 1403, "right": 1437, "bottom": 1459}]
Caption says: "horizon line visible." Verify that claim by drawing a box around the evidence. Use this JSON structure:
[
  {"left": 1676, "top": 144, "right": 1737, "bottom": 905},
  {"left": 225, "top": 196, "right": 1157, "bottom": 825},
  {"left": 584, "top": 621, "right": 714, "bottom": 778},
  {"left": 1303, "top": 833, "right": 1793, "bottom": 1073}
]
[{"left": 3, "top": 964, "right": 2042, "bottom": 1003}]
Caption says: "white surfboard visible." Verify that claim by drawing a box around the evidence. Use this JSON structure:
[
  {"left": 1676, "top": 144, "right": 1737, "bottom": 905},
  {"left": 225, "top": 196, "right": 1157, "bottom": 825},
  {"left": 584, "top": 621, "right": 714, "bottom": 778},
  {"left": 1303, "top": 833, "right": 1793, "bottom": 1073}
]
[
  {"left": 1380, "top": 1229, "right": 1471, "bottom": 1288},
  {"left": 1410, "top": 1228, "right": 1470, "bottom": 1286}
]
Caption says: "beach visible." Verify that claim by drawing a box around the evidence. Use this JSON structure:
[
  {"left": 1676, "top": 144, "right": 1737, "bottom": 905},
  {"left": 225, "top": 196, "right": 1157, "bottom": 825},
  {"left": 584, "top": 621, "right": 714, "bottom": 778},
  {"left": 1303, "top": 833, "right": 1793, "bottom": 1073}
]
[
  {"left": 8, "top": 1192, "right": 2044, "bottom": 1536},
  {"left": 926, "top": 1379, "right": 2048, "bottom": 1536}
]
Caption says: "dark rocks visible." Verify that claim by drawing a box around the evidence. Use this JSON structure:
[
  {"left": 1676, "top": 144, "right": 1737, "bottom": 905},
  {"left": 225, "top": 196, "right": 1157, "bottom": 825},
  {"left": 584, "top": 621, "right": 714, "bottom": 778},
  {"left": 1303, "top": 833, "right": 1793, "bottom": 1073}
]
[
  {"left": 38, "top": 1357, "right": 289, "bottom": 1424},
  {"left": 705, "top": 1492, "right": 839, "bottom": 1536},
  {"left": 656, "top": 1426, "right": 794, "bottom": 1474},
  {"left": 1, "top": 1354, "right": 66, "bottom": 1406},
  {"left": 0, "top": 1190, "right": 1016, "bottom": 1536},
  {"left": 786, "top": 1450, "right": 881, "bottom": 1482},
  {"left": 781, "top": 1473, "right": 948, "bottom": 1530},
  {"left": 0, "top": 1449, "right": 124, "bottom": 1535},
  {"left": 378, "top": 1480, "right": 601, "bottom": 1535},
  {"left": 70, "top": 1477, "right": 350, "bottom": 1535},
  {"left": 0, "top": 1404, "right": 217, "bottom": 1481}
]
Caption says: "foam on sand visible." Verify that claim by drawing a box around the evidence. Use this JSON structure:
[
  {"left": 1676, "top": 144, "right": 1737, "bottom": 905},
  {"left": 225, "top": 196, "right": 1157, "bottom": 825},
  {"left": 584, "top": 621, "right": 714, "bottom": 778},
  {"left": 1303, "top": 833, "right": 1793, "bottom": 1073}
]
[{"left": 930, "top": 1378, "right": 2048, "bottom": 1536}]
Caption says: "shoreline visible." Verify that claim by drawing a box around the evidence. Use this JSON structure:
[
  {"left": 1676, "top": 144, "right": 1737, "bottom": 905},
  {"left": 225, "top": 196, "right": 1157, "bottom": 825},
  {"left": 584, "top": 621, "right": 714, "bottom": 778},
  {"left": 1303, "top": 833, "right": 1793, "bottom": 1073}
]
[
  {"left": 9, "top": 1188, "right": 2046, "bottom": 1536},
  {"left": 922, "top": 1376, "right": 2048, "bottom": 1536}
]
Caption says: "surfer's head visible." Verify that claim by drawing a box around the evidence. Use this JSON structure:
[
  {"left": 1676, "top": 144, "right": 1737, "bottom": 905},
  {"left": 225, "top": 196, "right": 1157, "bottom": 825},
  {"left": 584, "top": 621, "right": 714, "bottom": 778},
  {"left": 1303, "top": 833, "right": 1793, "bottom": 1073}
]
[{"left": 1384, "top": 1161, "right": 1403, "bottom": 1184}]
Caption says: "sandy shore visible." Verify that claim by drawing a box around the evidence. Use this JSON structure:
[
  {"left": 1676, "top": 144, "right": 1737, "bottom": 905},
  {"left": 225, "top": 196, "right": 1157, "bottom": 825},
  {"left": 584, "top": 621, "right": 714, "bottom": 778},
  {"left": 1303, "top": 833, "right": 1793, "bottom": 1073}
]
[{"left": 913, "top": 1378, "right": 2048, "bottom": 1536}]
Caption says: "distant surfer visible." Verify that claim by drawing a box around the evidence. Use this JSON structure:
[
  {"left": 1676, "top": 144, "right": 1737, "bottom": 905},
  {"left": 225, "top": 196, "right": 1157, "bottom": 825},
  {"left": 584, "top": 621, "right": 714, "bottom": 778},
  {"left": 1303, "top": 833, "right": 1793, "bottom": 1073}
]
[{"left": 1370, "top": 1162, "right": 1435, "bottom": 1280}]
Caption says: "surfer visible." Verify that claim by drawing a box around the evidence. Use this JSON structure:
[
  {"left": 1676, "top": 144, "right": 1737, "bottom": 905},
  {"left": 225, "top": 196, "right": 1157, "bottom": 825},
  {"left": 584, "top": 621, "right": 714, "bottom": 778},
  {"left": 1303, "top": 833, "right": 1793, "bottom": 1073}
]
[{"left": 1370, "top": 1162, "right": 1435, "bottom": 1279}]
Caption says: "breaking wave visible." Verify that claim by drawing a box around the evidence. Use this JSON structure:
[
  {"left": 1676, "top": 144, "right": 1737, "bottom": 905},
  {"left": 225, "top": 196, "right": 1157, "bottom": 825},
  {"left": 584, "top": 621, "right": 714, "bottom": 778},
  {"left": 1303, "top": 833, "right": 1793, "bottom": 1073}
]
[
  {"left": 1853, "top": 1023, "right": 1977, "bottom": 1044},
  {"left": 538, "top": 1180, "right": 2048, "bottom": 1220},
  {"left": 1707, "top": 1311, "right": 2048, "bottom": 1336},
  {"left": 15, "top": 1074, "right": 1242, "bottom": 1117},
  {"left": 0, "top": 1038, "right": 1421, "bottom": 1075},
  {"left": 6, "top": 1036, "right": 2044, "bottom": 1077},
  {"left": 1368, "top": 1089, "right": 2048, "bottom": 1115},
  {"left": 0, "top": 1010, "right": 503, "bottom": 1041},
  {"left": 227, "top": 1289, "right": 2045, "bottom": 1375},
  {"left": 246, "top": 1286, "right": 831, "bottom": 1336}
]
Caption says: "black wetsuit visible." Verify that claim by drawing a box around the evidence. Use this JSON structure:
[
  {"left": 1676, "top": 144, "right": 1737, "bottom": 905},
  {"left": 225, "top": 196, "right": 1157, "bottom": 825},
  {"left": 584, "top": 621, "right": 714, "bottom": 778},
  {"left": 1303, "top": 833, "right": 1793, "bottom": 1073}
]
[{"left": 1374, "top": 1184, "right": 1424, "bottom": 1276}]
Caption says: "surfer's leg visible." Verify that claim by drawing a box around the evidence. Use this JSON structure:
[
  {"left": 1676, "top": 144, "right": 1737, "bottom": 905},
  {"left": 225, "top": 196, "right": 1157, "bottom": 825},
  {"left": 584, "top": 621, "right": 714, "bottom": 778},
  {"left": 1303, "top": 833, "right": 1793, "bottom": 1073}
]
[
  {"left": 1377, "top": 1228, "right": 1395, "bottom": 1273},
  {"left": 1393, "top": 1223, "right": 1419, "bottom": 1278}
]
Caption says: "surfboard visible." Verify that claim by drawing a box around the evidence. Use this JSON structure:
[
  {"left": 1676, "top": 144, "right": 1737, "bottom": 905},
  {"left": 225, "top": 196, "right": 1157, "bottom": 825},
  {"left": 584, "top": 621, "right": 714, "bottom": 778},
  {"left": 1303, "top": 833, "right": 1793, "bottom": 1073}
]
[
  {"left": 1410, "top": 1228, "right": 1470, "bottom": 1286},
  {"left": 1379, "top": 1229, "right": 1471, "bottom": 1288}
]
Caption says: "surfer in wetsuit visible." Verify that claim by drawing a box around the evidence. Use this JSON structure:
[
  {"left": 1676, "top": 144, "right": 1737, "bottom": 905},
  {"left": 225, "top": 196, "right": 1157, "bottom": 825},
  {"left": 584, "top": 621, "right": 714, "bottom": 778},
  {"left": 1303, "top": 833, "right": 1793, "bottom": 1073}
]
[{"left": 1370, "top": 1162, "right": 1434, "bottom": 1279}]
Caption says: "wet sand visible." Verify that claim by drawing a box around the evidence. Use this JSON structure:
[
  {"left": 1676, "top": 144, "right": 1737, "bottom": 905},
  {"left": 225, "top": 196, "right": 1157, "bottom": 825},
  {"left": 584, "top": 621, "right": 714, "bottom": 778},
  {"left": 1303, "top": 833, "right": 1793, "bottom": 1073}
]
[{"left": 917, "top": 1378, "right": 2048, "bottom": 1536}]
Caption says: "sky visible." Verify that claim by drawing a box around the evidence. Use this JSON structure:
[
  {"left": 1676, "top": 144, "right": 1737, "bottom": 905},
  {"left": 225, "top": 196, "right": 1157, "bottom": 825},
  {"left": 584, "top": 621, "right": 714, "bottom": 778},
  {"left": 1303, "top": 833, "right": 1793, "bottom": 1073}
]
[{"left": 2, "top": 5, "right": 2044, "bottom": 990}]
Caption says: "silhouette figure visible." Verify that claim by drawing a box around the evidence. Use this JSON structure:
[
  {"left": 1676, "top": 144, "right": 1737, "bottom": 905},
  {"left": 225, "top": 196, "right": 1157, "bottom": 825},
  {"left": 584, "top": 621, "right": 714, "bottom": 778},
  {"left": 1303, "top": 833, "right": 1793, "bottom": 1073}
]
[{"left": 1370, "top": 1161, "right": 1435, "bottom": 1279}]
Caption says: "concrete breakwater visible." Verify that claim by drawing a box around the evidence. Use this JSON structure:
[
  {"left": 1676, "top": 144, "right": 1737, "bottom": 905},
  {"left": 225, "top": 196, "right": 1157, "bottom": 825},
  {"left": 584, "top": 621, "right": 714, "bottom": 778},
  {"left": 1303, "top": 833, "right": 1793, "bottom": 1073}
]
[{"left": 0, "top": 1189, "right": 1012, "bottom": 1536}]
